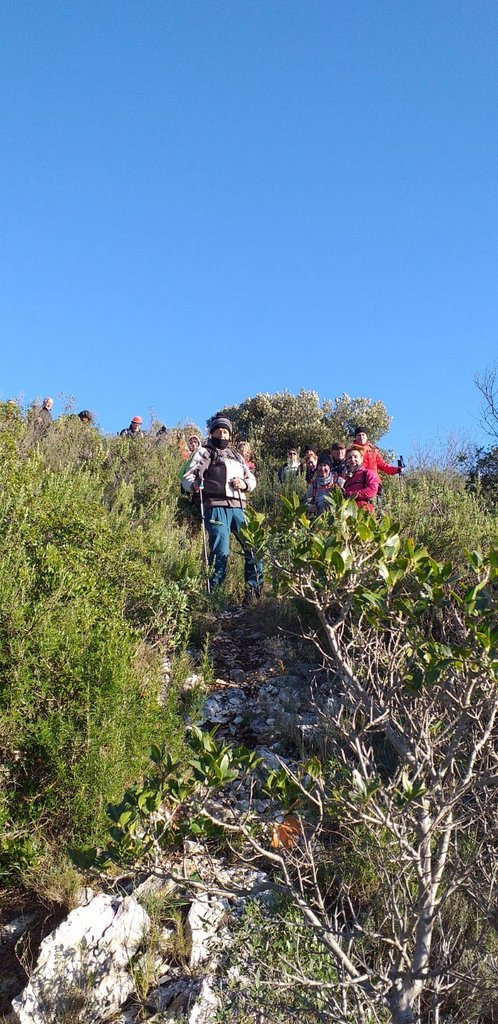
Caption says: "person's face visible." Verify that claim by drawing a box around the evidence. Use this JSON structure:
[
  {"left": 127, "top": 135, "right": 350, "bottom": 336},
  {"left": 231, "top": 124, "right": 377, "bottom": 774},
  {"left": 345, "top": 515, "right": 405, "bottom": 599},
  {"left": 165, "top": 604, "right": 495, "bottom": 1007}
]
[
  {"left": 317, "top": 463, "right": 329, "bottom": 478},
  {"left": 212, "top": 427, "right": 230, "bottom": 440},
  {"left": 332, "top": 446, "right": 346, "bottom": 460},
  {"left": 288, "top": 450, "right": 298, "bottom": 464},
  {"left": 305, "top": 451, "right": 317, "bottom": 464},
  {"left": 188, "top": 438, "right": 199, "bottom": 452},
  {"left": 355, "top": 432, "right": 367, "bottom": 446},
  {"left": 44, "top": 398, "right": 53, "bottom": 411},
  {"left": 348, "top": 450, "right": 362, "bottom": 469},
  {"left": 130, "top": 422, "right": 140, "bottom": 432}
]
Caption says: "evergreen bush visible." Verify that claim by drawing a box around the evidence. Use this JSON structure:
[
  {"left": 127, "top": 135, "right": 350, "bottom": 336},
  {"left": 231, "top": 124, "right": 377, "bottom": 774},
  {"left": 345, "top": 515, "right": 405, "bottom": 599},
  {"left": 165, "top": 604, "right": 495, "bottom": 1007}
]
[{"left": 0, "top": 409, "right": 200, "bottom": 884}]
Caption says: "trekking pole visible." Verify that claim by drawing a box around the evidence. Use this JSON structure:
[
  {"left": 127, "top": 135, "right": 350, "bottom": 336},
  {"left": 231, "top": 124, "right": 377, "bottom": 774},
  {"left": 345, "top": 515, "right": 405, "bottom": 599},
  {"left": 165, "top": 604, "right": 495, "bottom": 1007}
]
[
  {"left": 397, "top": 455, "right": 405, "bottom": 491},
  {"left": 198, "top": 482, "right": 211, "bottom": 594}
]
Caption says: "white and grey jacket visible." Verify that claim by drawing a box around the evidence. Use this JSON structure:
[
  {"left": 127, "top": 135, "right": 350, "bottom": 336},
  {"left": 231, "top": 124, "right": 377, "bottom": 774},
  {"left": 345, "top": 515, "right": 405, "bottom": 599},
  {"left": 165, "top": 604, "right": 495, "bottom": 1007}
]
[{"left": 182, "top": 442, "right": 256, "bottom": 508}]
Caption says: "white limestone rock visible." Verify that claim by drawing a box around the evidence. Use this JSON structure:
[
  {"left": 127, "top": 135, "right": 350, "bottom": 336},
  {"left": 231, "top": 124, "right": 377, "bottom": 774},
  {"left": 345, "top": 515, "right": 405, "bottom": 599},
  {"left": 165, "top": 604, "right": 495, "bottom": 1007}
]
[
  {"left": 186, "top": 894, "right": 228, "bottom": 968},
  {"left": 12, "top": 893, "right": 150, "bottom": 1024}
]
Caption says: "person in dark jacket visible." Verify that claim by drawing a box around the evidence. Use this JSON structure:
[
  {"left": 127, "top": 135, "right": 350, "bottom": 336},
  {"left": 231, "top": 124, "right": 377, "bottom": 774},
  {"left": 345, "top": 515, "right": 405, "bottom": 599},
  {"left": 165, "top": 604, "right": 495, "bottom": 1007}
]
[
  {"left": 300, "top": 446, "right": 318, "bottom": 483},
  {"left": 329, "top": 442, "right": 348, "bottom": 476},
  {"left": 40, "top": 397, "right": 53, "bottom": 427},
  {"left": 120, "top": 415, "right": 143, "bottom": 438},
  {"left": 31, "top": 396, "right": 53, "bottom": 435},
  {"left": 182, "top": 415, "right": 263, "bottom": 599},
  {"left": 278, "top": 448, "right": 300, "bottom": 484}
]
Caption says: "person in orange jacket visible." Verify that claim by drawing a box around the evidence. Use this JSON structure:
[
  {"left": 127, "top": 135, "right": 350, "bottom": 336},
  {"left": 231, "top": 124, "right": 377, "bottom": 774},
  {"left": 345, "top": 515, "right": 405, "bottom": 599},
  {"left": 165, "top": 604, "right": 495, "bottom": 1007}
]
[{"left": 347, "top": 427, "right": 402, "bottom": 484}]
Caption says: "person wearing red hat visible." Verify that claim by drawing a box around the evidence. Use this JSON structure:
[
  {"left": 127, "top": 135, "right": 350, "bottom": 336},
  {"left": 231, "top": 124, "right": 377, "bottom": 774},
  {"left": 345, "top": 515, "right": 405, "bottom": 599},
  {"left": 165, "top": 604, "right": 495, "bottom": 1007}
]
[{"left": 119, "top": 416, "right": 143, "bottom": 438}]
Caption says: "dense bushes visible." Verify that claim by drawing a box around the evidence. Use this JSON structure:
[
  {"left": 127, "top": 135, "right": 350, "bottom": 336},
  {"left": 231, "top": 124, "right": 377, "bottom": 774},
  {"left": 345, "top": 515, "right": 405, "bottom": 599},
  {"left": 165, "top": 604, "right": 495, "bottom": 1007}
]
[
  {"left": 0, "top": 407, "right": 201, "bottom": 883},
  {"left": 383, "top": 467, "right": 497, "bottom": 566}
]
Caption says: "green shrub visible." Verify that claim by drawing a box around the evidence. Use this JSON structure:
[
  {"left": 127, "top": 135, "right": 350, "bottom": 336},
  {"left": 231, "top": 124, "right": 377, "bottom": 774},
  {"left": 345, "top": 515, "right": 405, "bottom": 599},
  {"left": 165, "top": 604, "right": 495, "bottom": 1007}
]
[
  {"left": 383, "top": 468, "right": 497, "bottom": 566},
  {"left": 0, "top": 416, "right": 200, "bottom": 884}
]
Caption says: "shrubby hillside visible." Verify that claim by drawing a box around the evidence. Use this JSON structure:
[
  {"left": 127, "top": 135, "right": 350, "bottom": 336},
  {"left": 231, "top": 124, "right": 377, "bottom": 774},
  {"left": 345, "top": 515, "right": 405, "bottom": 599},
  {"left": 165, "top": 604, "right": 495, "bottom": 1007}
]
[
  {"left": 1, "top": 395, "right": 497, "bottom": 1023},
  {"left": 1, "top": 396, "right": 496, "bottom": 885}
]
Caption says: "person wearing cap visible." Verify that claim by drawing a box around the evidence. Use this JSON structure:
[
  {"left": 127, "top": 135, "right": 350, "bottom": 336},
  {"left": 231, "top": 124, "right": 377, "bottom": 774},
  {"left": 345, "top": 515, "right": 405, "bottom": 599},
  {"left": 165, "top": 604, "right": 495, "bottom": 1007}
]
[
  {"left": 347, "top": 427, "right": 401, "bottom": 484},
  {"left": 341, "top": 447, "right": 379, "bottom": 512},
  {"left": 182, "top": 415, "right": 263, "bottom": 599},
  {"left": 120, "top": 415, "right": 143, "bottom": 438},
  {"left": 278, "top": 448, "right": 301, "bottom": 484},
  {"left": 78, "top": 409, "right": 94, "bottom": 424},
  {"left": 324, "top": 442, "right": 347, "bottom": 477},
  {"left": 305, "top": 456, "right": 339, "bottom": 516}
]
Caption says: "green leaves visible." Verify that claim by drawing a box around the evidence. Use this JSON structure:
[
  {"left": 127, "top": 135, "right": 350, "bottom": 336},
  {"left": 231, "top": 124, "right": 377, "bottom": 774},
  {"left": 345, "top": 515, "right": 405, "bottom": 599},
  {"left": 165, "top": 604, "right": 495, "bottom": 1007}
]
[
  {"left": 72, "top": 728, "right": 265, "bottom": 870},
  {"left": 350, "top": 770, "right": 382, "bottom": 803},
  {"left": 394, "top": 771, "right": 427, "bottom": 807}
]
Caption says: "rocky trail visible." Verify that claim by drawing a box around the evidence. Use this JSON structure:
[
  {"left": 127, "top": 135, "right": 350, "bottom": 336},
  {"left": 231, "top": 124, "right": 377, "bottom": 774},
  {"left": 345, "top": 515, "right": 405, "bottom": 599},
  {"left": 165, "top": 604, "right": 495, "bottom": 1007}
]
[{"left": 1, "top": 606, "right": 331, "bottom": 1024}]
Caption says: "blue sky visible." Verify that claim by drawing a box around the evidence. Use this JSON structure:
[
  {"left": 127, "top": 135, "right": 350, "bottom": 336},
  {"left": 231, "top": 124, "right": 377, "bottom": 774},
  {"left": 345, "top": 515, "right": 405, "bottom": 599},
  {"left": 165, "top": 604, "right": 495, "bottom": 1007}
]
[{"left": 1, "top": 0, "right": 497, "bottom": 457}]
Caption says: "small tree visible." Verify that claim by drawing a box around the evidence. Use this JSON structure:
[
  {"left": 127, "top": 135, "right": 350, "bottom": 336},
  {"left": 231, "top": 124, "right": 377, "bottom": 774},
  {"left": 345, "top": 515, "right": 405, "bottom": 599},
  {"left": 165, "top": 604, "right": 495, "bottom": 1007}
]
[
  {"left": 476, "top": 365, "right": 498, "bottom": 441},
  {"left": 467, "top": 445, "right": 498, "bottom": 509},
  {"left": 218, "top": 389, "right": 391, "bottom": 461}
]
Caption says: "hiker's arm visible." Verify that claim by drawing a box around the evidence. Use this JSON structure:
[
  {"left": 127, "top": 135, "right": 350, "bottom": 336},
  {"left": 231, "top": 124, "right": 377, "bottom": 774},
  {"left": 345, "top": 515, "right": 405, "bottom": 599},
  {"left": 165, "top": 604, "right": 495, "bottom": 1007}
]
[
  {"left": 375, "top": 450, "right": 398, "bottom": 475},
  {"left": 182, "top": 449, "right": 209, "bottom": 492}
]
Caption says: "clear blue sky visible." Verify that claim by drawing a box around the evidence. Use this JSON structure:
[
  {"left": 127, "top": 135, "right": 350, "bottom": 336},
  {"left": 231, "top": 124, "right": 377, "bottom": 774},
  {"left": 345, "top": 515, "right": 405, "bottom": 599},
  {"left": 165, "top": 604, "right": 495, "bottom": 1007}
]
[{"left": 1, "top": 0, "right": 497, "bottom": 456}]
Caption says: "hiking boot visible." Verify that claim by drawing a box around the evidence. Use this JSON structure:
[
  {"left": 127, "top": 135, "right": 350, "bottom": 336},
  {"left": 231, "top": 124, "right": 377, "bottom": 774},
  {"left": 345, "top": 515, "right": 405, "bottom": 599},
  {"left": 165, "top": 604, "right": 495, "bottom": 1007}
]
[{"left": 242, "top": 586, "right": 263, "bottom": 608}]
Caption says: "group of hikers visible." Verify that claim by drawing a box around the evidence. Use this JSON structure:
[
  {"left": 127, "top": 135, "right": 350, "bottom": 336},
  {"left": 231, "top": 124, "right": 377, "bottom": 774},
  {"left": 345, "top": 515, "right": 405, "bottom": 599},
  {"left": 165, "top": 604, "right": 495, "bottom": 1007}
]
[
  {"left": 28, "top": 399, "right": 403, "bottom": 604},
  {"left": 278, "top": 433, "right": 403, "bottom": 515},
  {"left": 34, "top": 398, "right": 143, "bottom": 436},
  {"left": 180, "top": 416, "right": 403, "bottom": 604}
]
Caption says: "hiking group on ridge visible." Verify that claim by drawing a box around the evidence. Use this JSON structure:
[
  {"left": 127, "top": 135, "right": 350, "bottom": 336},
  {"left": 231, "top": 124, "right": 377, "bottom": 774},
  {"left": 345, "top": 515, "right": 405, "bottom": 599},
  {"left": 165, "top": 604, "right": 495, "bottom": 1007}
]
[
  {"left": 19, "top": 397, "right": 402, "bottom": 602},
  {"left": 181, "top": 418, "right": 402, "bottom": 600}
]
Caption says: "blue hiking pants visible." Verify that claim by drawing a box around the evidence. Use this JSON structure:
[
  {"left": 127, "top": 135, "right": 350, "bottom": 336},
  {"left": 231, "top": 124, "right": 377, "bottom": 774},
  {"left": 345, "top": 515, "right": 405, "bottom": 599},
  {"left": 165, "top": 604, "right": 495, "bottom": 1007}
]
[{"left": 206, "top": 506, "right": 263, "bottom": 592}]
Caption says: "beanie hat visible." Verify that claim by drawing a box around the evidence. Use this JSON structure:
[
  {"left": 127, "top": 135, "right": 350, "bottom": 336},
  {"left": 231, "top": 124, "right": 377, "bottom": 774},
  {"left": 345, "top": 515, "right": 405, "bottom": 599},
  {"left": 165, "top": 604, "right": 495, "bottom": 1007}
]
[
  {"left": 353, "top": 426, "right": 367, "bottom": 438},
  {"left": 317, "top": 455, "right": 333, "bottom": 469},
  {"left": 78, "top": 410, "right": 93, "bottom": 422},
  {"left": 209, "top": 415, "right": 232, "bottom": 435},
  {"left": 131, "top": 416, "right": 142, "bottom": 424}
]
